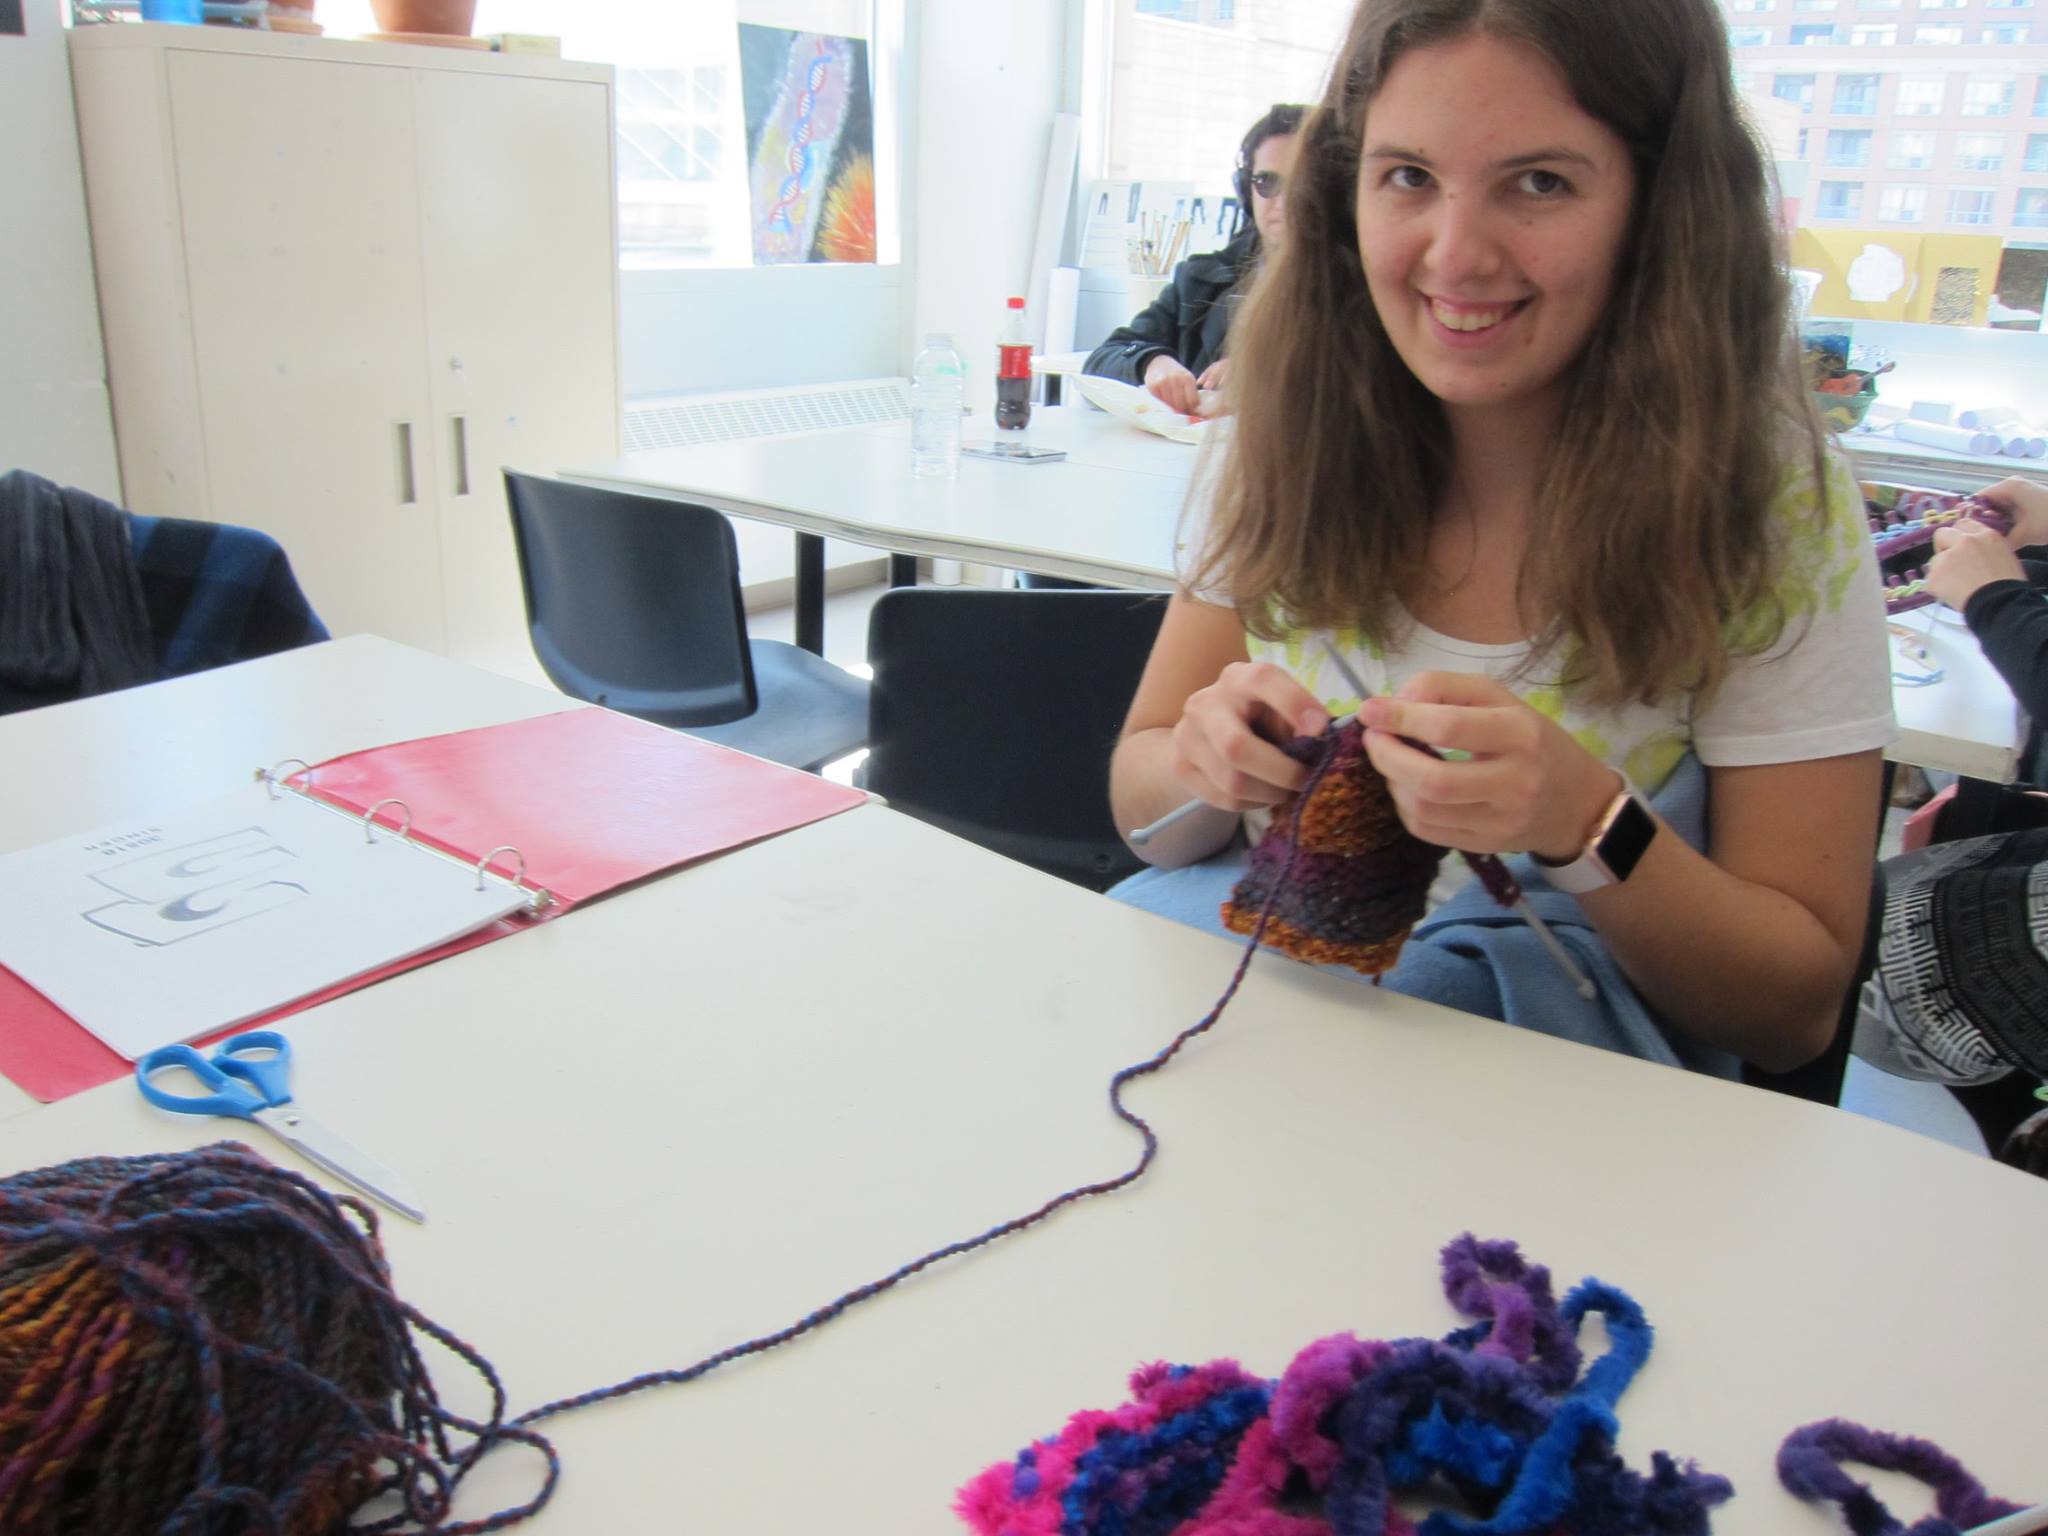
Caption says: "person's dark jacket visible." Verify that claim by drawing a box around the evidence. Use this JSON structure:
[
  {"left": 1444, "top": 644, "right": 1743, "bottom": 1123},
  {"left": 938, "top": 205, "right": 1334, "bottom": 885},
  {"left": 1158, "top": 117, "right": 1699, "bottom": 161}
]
[
  {"left": 1962, "top": 551, "right": 2048, "bottom": 782},
  {"left": 1082, "top": 230, "right": 1259, "bottom": 387}
]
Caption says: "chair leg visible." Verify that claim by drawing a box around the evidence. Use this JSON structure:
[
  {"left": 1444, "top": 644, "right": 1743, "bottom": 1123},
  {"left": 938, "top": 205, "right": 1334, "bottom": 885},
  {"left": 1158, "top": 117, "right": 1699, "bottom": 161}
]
[
  {"left": 794, "top": 532, "right": 826, "bottom": 655},
  {"left": 889, "top": 553, "right": 918, "bottom": 589}
]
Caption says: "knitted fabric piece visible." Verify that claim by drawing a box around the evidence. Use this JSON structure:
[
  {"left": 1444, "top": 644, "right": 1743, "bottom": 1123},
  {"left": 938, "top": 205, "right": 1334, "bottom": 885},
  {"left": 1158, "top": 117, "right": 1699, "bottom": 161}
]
[
  {"left": 1221, "top": 719, "right": 1445, "bottom": 975},
  {"left": 954, "top": 1235, "right": 1734, "bottom": 1536},
  {"left": 1863, "top": 486, "right": 2014, "bottom": 616}
]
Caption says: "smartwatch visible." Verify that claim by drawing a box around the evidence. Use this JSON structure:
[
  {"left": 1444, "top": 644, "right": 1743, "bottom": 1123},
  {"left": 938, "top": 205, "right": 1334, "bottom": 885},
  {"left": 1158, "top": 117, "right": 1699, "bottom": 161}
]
[{"left": 1533, "top": 778, "right": 1657, "bottom": 895}]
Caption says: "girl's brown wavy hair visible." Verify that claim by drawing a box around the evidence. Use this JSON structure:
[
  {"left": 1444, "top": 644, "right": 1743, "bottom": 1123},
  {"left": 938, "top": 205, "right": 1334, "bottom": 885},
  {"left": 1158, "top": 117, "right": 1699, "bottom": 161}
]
[{"left": 1192, "top": 0, "right": 1828, "bottom": 708}]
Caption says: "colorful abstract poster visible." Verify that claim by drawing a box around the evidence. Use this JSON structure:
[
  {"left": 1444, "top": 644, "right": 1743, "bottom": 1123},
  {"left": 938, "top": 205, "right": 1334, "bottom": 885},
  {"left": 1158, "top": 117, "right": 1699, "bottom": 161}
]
[{"left": 737, "top": 24, "right": 876, "bottom": 265}]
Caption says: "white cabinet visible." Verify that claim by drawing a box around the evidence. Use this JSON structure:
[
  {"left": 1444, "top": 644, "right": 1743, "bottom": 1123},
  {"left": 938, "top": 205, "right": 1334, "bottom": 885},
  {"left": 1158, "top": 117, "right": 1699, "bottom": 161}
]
[{"left": 70, "top": 24, "right": 620, "bottom": 678}]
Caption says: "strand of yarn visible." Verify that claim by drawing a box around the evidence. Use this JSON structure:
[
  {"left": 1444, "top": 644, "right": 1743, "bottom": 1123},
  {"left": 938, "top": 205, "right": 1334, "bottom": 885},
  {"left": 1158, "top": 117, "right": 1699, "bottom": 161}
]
[
  {"left": 1777, "top": 1420, "right": 2027, "bottom": 1536},
  {"left": 1, "top": 735, "right": 1351, "bottom": 1535}
]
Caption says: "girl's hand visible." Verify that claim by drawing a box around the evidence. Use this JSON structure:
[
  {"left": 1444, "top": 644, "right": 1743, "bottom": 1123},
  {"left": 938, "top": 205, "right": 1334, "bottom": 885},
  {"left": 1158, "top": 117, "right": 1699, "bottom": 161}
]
[
  {"left": 1357, "top": 672, "right": 1619, "bottom": 861},
  {"left": 1170, "top": 661, "right": 1330, "bottom": 811},
  {"left": 1927, "top": 519, "right": 2028, "bottom": 610},
  {"left": 1973, "top": 477, "right": 2048, "bottom": 549}
]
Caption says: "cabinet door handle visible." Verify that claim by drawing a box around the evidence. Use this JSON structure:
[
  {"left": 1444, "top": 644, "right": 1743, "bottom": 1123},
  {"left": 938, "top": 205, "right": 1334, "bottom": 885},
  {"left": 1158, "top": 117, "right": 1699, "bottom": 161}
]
[
  {"left": 450, "top": 414, "right": 471, "bottom": 497},
  {"left": 395, "top": 421, "right": 418, "bottom": 506}
]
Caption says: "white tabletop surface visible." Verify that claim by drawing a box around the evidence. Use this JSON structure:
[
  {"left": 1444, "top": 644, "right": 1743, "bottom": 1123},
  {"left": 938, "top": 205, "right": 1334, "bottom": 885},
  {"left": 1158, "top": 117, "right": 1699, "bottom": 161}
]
[{"left": 1, "top": 637, "right": 2044, "bottom": 1531}]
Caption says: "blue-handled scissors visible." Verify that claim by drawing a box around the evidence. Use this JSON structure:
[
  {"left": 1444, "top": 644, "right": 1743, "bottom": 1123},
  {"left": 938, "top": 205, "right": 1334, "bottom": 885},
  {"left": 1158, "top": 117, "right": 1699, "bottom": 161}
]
[{"left": 135, "top": 1031, "right": 425, "bottom": 1223}]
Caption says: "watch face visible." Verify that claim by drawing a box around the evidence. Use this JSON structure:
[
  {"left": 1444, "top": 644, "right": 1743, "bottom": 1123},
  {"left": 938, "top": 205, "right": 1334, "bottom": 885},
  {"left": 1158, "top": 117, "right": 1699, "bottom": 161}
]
[{"left": 1600, "top": 795, "right": 1658, "bottom": 882}]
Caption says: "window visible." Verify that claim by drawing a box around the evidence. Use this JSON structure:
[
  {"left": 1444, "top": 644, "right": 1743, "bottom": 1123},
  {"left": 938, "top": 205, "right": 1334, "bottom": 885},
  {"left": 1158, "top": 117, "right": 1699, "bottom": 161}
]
[
  {"left": 1794, "top": 0, "right": 1835, "bottom": 8},
  {"left": 1798, "top": 127, "right": 1811, "bottom": 156},
  {"left": 1826, "top": 128, "right": 1873, "bottom": 166},
  {"left": 1850, "top": 23, "right": 1896, "bottom": 42},
  {"left": 1917, "top": 0, "right": 1964, "bottom": 8},
  {"left": 1791, "top": 22, "right": 1837, "bottom": 42},
  {"left": 2017, "top": 188, "right": 2048, "bottom": 226},
  {"left": 1817, "top": 180, "right": 1863, "bottom": 219},
  {"left": 1879, "top": 185, "right": 1927, "bottom": 222},
  {"left": 1774, "top": 73, "right": 1818, "bottom": 112},
  {"left": 1857, "top": 0, "right": 1900, "bottom": 8},
  {"left": 1963, "top": 77, "right": 2017, "bottom": 117},
  {"left": 1987, "top": 0, "right": 2033, "bottom": 9},
  {"left": 316, "top": 0, "right": 898, "bottom": 271},
  {"left": 1894, "top": 77, "right": 1944, "bottom": 115},
  {"left": 1833, "top": 73, "right": 1881, "bottom": 114},
  {"left": 1107, "top": 0, "right": 1354, "bottom": 186},
  {"left": 2036, "top": 76, "right": 2048, "bottom": 116},
  {"left": 2026, "top": 133, "right": 2048, "bottom": 172},
  {"left": 1731, "top": 0, "right": 1774, "bottom": 10},
  {"left": 1957, "top": 132, "right": 2006, "bottom": 171},
  {"left": 1984, "top": 24, "right": 2031, "bottom": 42},
  {"left": 1948, "top": 186, "right": 1997, "bottom": 225},
  {"left": 1889, "top": 129, "right": 1934, "bottom": 168},
  {"left": 1731, "top": 24, "right": 1773, "bottom": 45},
  {"left": 1912, "top": 24, "right": 1964, "bottom": 42}
]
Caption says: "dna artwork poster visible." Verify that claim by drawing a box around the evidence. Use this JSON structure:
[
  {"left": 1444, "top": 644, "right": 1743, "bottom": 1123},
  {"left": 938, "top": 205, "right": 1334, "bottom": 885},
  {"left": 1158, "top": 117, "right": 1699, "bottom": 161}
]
[{"left": 737, "top": 23, "right": 876, "bottom": 265}]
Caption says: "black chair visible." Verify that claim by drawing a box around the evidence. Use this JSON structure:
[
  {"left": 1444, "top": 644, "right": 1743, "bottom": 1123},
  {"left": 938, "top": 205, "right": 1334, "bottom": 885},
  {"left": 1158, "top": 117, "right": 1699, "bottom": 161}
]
[
  {"left": 1740, "top": 863, "right": 1886, "bottom": 1105},
  {"left": 504, "top": 472, "right": 868, "bottom": 771},
  {"left": 862, "top": 587, "right": 1168, "bottom": 890}
]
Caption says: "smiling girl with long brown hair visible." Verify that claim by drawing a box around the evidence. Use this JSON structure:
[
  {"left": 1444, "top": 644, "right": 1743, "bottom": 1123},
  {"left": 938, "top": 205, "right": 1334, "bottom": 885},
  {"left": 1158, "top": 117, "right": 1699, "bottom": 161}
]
[{"left": 1110, "top": 0, "right": 1893, "bottom": 1075}]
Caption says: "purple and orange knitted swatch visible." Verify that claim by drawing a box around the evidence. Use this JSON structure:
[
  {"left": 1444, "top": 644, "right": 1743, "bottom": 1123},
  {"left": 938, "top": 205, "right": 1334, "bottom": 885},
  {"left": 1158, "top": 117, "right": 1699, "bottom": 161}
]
[{"left": 1222, "top": 718, "right": 1445, "bottom": 975}]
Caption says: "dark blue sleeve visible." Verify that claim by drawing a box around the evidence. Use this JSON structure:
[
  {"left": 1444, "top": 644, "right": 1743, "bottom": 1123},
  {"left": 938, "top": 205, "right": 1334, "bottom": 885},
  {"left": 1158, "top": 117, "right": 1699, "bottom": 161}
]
[{"left": 1962, "top": 560, "right": 2048, "bottom": 725}]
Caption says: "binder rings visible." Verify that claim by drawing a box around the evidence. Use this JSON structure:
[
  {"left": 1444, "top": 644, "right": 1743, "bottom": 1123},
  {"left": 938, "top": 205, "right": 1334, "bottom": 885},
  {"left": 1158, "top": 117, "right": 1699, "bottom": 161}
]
[{"left": 0, "top": 707, "right": 866, "bottom": 1102}]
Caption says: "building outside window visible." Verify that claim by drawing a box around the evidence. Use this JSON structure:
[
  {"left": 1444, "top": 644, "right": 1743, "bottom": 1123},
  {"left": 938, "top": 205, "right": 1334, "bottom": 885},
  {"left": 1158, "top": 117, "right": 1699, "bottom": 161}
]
[
  {"left": 1913, "top": 23, "right": 1964, "bottom": 42},
  {"left": 1917, "top": 0, "right": 1965, "bottom": 9},
  {"left": 1957, "top": 132, "right": 2007, "bottom": 170},
  {"left": 1963, "top": 76, "right": 2017, "bottom": 116},
  {"left": 1889, "top": 129, "right": 1935, "bottom": 168},
  {"left": 1774, "top": 71, "right": 1818, "bottom": 110},
  {"left": 1833, "top": 72, "right": 1881, "bottom": 112},
  {"left": 1792, "top": 22, "right": 1837, "bottom": 42},
  {"left": 1827, "top": 127, "right": 1874, "bottom": 165},
  {"left": 1948, "top": 185, "right": 1998, "bottom": 224},
  {"left": 1856, "top": 0, "right": 1899, "bottom": 8},
  {"left": 1879, "top": 184, "right": 1928, "bottom": 221},
  {"left": 1986, "top": 0, "right": 2033, "bottom": 9},
  {"left": 1732, "top": 24, "right": 1773, "bottom": 45},
  {"left": 1731, "top": 0, "right": 1774, "bottom": 9},
  {"left": 1850, "top": 23, "right": 1896, "bottom": 42},
  {"left": 1894, "top": 76, "right": 1945, "bottom": 115},
  {"left": 2026, "top": 133, "right": 2048, "bottom": 171},
  {"left": 1793, "top": 0, "right": 1835, "bottom": 8},
  {"left": 1985, "top": 24, "right": 2031, "bottom": 42},
  {"left": 2036, "top": 76, "right": 2048, "bottom": 116},
  {"left": 2016, "top": 187, "right": 2048, "bottom": 224},
  {"left": 1817, "top": 180, "right": 1864, "bottom": 218},
  {"left": 1798, "top": 126, "right": 1811, "bottom": 156}
]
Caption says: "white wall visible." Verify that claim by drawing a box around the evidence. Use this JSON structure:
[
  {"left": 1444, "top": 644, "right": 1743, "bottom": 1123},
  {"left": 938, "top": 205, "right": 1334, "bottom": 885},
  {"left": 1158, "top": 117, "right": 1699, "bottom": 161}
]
[{"left": 0, "top": 0, "right": 120, "bottom": 497}]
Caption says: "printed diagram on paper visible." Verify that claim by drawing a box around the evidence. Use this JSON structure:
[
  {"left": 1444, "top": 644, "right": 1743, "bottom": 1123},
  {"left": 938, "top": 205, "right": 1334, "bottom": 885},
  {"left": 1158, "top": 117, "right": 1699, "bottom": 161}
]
[{"left": 0, "top": 785, "right": 526, "bottom": 1060}]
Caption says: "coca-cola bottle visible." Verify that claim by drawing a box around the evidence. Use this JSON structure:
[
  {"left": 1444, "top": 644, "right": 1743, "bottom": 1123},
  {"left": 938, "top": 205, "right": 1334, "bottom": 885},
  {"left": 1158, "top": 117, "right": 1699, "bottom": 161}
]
[{"left": 995, "top": 295, "right": 1032, "bottom": 432}]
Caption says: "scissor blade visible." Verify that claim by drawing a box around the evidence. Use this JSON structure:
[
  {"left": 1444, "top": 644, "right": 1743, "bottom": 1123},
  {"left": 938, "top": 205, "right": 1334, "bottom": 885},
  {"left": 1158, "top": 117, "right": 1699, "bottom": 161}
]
[{"left": 251, "top": 1104, "right": 426, "bottom": 1223}]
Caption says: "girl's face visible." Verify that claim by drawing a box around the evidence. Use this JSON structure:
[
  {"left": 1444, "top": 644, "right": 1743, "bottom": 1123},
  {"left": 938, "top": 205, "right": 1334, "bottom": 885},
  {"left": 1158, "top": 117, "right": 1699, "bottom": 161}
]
[{"left": 1354, "top": 32, "right": 1635, "bottom": 427}]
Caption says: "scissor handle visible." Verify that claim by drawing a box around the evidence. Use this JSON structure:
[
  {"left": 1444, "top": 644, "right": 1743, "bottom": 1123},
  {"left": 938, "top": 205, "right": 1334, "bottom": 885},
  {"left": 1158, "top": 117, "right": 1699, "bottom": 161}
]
[{"left": 135, "top": 1031, "right": 293, "bottom": 1118}]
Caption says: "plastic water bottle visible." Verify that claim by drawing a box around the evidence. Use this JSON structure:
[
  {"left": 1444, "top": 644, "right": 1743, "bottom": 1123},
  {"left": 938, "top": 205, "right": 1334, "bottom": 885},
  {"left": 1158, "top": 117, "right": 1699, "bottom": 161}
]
[
  {"left": 995, "top": 296, "right": 1033, "bottom": 432},
  {"left": 910, "top": 333, "right": 966, "bottom": 478}
]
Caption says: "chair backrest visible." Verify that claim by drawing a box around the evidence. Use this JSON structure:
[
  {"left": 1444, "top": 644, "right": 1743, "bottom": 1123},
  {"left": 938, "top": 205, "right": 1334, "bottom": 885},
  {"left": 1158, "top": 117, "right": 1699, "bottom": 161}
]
[
  {"left": 1742, "top": 862, "right": 1885, "bottom": 1105},
  {"left": 504, "top": 472, "right": 757, "bottom": 727},
  {"left": 864, "top": 588, "right": 1169, "bottom": 891}
]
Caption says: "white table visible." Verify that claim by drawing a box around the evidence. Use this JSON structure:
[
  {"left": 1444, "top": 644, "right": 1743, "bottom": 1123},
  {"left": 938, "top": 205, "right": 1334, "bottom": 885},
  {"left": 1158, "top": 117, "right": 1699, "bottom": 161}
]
[{"left": 1, "top": 637, "right": 2044, "bottom": 1531}]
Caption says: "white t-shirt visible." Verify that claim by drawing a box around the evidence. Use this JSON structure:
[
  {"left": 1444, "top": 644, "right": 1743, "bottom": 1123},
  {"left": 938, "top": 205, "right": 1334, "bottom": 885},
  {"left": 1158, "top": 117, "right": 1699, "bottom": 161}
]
[{"left": 1186, "top": 440, "right": 1897, "bottom": 794}]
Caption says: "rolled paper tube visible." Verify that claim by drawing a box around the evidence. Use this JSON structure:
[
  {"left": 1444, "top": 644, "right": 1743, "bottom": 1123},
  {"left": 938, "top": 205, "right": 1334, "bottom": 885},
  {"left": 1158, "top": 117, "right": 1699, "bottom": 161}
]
[
  {"left": 2000, "top": 432, "right": 2046, "bottom": 458},
  {"left": 1959, "top": 405, "right": 2024, "bottom": 429},
  {"left": 1894, "top": 420, "right": 2003, "bottom": 456}
]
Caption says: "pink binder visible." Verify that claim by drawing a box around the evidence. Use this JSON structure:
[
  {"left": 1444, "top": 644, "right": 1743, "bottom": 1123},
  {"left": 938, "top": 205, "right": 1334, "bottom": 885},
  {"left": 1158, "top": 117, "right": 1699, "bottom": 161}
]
[{"left": 0, "top": 708, "right": 865, "bottom": 1102}]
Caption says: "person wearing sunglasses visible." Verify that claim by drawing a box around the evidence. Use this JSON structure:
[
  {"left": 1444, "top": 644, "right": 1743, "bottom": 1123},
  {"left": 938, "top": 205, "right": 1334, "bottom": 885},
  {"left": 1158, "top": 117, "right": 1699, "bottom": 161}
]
[{"left": 1083, "top": 104, "right": 1305, "bottom": 416}]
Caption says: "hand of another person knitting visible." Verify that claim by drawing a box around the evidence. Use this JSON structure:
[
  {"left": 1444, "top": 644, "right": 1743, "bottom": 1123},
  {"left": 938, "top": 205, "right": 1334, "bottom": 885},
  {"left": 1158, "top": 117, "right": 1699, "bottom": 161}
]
[
  {"left": 1356, "top": 672, "right": 1620, "bottom": 862},
  {"left": 1170, "top": 660, "right": 1330, "bottom": 811},
  {"left": 1972, "top": 476, "right": 2048, "bottom": 550},
  {"left": 1927, "top": 519, "right": 2028, "bottom": 611},
  {"left": 1143, "top": 354, "right": 1202, "bottom": 415}
]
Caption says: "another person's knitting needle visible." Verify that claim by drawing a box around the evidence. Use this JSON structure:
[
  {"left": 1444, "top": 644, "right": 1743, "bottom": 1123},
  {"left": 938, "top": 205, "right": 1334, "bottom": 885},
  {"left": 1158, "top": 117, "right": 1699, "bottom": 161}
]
[
  {"left": 1967, "top": 1505, "right": 2048, "bottom": 1536},
  {"left": 1322, "top": 643, "right": 1595, "bottom": 1002}
]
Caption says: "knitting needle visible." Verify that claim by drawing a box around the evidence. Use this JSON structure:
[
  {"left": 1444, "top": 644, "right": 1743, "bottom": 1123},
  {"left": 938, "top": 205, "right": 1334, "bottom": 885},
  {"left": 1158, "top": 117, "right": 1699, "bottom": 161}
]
[
  {"left": 1968, "top": 1505, "right": 2048, "bottom": 1536},
  {"left": 1320, "top": 643, "right": 1596, "bottom": 1002},
  {"left": 1129, "top": 710, "right": 1361, "bottom": 848}
]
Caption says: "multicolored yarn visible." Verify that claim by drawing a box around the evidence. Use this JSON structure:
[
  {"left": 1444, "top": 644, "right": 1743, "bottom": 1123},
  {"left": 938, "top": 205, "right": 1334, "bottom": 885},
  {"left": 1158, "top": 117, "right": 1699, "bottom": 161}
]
[
  {"left": 955, "top": 1234, "right": 1734, "bottom": 1536},
  {"left": 0, "top": 1143, "right": 557, "bottom": 1536},
  {"left": 1865, "top": 485, "right": 2014, "bottom": 615},
  {"left": 1777, "top": 1420, "right": 2027, "bottom": 1536},
  {"left": 1220, "top": 718, "right": 1532, "bottom": 977}
]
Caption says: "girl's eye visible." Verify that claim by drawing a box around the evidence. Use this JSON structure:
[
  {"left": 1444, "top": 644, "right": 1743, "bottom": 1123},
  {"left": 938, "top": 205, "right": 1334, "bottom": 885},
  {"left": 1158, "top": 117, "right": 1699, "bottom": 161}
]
[
  {"left": 1518, "top": 169, "right": 1571, "bottom": 197},
  {"left": 1387, "top": 165, "right": 1432, "bottom": 191}
]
